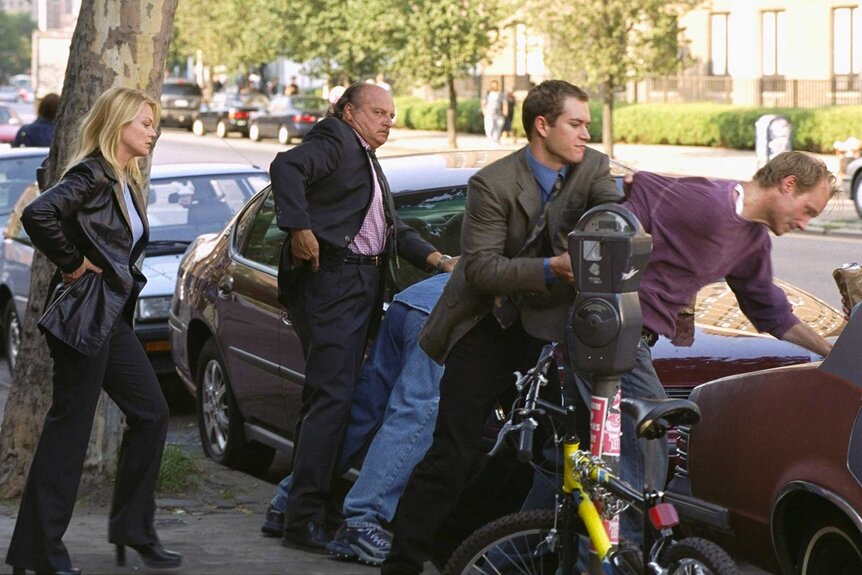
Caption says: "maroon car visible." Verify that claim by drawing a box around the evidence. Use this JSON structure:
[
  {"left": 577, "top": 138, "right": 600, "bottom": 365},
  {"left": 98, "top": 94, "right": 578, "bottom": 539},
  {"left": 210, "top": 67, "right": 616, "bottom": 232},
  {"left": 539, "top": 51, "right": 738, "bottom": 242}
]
[
  {"left": 669, "top": 312, "right": 862, "bottom": 575},
  {"left": 0, "top": 104, "right": 22, "bottom": 144}
]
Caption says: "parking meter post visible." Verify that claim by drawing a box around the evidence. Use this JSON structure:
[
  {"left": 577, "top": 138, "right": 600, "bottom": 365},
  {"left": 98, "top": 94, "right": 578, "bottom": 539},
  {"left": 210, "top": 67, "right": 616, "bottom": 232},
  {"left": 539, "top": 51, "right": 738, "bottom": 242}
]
[{"left": 566, "top": 205, "right": 653, "bottom": 575}]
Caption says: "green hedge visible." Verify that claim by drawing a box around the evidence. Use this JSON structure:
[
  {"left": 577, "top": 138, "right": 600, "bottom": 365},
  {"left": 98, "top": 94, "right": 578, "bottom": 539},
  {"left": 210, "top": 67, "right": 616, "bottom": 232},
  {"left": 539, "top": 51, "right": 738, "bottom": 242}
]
[{"left": 394, "top": 97, "right": 862, "bottom": 153}]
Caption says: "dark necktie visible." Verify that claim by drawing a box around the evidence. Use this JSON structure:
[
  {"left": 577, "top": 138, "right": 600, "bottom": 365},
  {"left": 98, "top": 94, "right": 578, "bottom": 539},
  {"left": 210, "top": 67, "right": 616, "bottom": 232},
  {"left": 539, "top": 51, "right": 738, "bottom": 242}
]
[
  {"left": 492, "top": 175, "right": 565, "bottom": 329},
  {"left": 367, "top": 148, "right": 397, "bottom": 256}
]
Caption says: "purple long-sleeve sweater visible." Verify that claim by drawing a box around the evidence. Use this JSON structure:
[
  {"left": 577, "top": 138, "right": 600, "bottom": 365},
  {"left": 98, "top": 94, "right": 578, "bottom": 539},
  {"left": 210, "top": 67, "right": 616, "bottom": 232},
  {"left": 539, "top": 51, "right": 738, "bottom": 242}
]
[{"left": 623, "top": 171, "right": 799, "bottom": 340}]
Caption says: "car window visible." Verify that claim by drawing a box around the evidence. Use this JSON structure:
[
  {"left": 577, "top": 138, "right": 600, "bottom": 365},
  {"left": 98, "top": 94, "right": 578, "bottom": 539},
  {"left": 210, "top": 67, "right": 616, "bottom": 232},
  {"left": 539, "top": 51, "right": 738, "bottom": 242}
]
[
  {"left": 392, "top": 186, "right": 467, "bottom": 289},
  {"left": 162, "top": 82, "right": 203, "bottom": 97},
  {"left": 234, "top": 187, "right": 286, "bottom": 271},
  {"left": 0, "top": 107, "right": 11, "bottom": 124},
  {"left": 0, "top": 154, "right": 46, "bottom": 219},
  {"left": 146, "top": 172, "right": 269, "bottom": 249}
]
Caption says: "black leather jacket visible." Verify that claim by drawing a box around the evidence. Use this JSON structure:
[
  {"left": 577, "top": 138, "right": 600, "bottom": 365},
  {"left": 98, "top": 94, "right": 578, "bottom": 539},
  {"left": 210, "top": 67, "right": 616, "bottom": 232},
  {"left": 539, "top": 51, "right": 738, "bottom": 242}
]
[{"left": 22, "top": 155, "right": 149, "bottom": 356}]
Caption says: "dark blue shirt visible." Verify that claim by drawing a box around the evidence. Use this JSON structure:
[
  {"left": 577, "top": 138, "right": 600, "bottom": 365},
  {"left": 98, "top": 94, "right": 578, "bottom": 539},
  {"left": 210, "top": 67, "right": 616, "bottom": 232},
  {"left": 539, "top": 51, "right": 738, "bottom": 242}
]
[{"left": 12, "top": 117, "right": 55, "bottom": 148}]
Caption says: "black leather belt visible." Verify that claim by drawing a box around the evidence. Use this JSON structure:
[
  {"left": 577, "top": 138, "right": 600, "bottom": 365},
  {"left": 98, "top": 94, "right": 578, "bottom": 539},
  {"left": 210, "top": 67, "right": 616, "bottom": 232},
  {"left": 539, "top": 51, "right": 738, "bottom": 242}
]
[
  {"left": 641, "top": 327, "right": 658, "bottom": 347},
  {"left": 343, "top": 253, "right": 383, "bottom": 267}
]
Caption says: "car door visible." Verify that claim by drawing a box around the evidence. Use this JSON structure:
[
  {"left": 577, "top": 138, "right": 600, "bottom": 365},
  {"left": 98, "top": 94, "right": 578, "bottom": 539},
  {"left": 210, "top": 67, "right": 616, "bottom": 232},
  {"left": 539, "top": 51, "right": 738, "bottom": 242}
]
[{"left": 213, "top": 190, "right": 290, "bottom": 433}]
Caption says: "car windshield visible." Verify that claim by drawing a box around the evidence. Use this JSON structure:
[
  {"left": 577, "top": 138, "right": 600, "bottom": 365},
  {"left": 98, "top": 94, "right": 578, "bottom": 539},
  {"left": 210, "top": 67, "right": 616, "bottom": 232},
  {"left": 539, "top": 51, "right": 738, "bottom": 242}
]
[
  {"left": 146, "top": 171, "right": 270, "bottom": 255},
  {"left": 290, "top": 97, "right": 327, "bottom": 113},
  {"left": 162, "top": 82, "right": 202, "bottom": 96}
]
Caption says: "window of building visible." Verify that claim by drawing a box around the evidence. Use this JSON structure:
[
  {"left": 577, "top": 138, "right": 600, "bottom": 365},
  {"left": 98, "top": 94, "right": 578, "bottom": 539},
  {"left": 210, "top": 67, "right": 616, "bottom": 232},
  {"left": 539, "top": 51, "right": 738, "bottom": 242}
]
[
  {"left": 762, "top": 10, "right": 786, "bottom": 76},
  {"left": 834, "top": 6, "right": 861, "bottom": 76},
  {"left": 710, "top": 13, "right": 730, "bottom": 75}
]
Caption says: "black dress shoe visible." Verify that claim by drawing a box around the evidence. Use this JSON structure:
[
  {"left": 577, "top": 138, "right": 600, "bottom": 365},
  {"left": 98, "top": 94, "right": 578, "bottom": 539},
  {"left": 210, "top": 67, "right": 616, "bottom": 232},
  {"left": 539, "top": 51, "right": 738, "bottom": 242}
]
[
  {"left": 281, "top": 520, "right": 332, "bottom": 554},
  {"left": 261, "top": 504, "right": 284, "bottom": 537},
  {"left": 115, "top": 542, "right": 182, "bottom": 569}
]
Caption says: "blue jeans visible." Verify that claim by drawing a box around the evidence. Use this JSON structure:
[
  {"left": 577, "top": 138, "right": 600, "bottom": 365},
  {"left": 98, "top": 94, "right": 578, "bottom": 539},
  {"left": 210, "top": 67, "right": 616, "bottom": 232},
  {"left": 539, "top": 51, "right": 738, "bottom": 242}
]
[
  {"left": 271, "top": 302, "right": 443, "bottom": 529},
  {"left": 521, "top": 339, "right": 667, "bottom": 543}
]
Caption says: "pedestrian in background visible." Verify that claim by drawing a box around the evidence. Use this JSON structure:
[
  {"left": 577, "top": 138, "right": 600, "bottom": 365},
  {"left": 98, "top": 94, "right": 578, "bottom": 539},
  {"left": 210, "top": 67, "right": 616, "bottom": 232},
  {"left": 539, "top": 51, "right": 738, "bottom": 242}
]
[
  {"left": 12, "top": 92, "right": 60, "bottom": 148},
  {"left": 481, "top": 80, "right": 505, "bottom": 144},
  {"left": 502, "top": 90, "right": 516, "bottom": 143},
  {"left": 5, "top": 86, "right": 182, "bottom": 575},
  {"left": 269, "top": 82, "right": 455, "bottom": 554}
]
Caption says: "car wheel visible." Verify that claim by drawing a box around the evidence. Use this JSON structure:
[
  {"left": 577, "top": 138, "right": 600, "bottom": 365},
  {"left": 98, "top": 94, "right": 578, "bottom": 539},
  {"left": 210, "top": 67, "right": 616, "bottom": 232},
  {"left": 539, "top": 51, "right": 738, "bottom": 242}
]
[
  {"left": 249, "top": 123, "right": 261, "bottom": 142},
  {"left": 277, "top": 125, "right": 291, "bottom": 145},
  {"left": 853, "top": 174, "right": 862, "bottom": 219},
  {"left": 216, "top": 120, "right": 228, "bottom": 138},
  {"left": 196, "top": 339, "right": 275, "bottom": 475},
  {"left": 796, "top": 510, "right": 862, "bottom": 575},
  {"left": 3, "top": 300, "right": 20, "bottom": 376},
  {"left": 192, "top": 119, "right": 205, "bottom": 136}
]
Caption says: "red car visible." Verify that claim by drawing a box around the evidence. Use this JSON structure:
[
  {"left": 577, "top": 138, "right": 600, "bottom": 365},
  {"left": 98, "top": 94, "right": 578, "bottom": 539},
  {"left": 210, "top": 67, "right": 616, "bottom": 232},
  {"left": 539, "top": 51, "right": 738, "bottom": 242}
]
[
  {"left": 670, "top": 311, "right": 862, "bottom": 575},
  {"left": 0, "top": 104, "right": 22, "bottom": 144}
]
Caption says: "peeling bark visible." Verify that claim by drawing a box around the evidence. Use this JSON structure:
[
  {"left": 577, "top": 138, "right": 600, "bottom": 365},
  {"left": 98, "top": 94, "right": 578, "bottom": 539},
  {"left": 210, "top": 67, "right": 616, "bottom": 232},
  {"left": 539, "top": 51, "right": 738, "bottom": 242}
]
[{"left": 0, "top": 0, "right": 178, "bottom": 500}]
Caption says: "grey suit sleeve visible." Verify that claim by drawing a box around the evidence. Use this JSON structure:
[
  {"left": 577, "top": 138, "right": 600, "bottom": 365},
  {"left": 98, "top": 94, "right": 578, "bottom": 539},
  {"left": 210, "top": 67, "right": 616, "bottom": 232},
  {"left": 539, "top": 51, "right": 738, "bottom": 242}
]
[{"left": 587, "top": 152, "right": 624, "bottom": 205}]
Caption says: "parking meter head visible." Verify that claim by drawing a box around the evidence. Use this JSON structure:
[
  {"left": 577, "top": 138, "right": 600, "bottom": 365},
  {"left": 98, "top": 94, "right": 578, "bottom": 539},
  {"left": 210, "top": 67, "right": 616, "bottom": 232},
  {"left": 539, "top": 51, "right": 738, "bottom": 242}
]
[{"left": 566, "top": 205, "right": 653, "bottom": 375}]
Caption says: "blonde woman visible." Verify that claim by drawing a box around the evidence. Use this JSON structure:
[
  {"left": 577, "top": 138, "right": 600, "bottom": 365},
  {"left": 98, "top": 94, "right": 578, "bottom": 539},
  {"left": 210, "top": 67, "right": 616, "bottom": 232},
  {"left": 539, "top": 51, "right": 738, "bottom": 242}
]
[{"left": 6, "top": 87, "right": 182, "bottom": 575}]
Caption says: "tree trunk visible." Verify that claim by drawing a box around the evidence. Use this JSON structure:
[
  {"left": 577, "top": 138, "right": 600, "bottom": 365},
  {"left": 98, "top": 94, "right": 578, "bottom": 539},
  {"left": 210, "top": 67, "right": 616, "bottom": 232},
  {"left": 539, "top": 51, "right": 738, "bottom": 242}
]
[
  {"left": 602, "top": 86, "right": 614, "bottom": 159},
  {"left": 0, "top": 0, "right": 179, "bottom": 500},
  {"left": 447, "top": 74, "right": 458, "bottom": 149}
]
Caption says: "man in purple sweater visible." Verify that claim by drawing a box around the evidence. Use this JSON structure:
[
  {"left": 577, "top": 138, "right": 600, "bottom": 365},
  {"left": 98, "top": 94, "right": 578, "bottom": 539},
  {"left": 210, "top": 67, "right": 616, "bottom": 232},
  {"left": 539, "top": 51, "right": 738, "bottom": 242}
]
[{"left": 607, "top": 150, "right": 837, "bottom": 539}]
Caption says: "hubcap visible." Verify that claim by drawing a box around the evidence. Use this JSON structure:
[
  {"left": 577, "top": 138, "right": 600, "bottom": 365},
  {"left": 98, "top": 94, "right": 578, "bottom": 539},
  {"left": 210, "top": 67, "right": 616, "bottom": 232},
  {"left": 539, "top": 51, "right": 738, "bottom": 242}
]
[
  {"left": 201, "top": 359, "right": 229, "bottom": 457},
  {"left": 278, "top": 126, "right": 289, "bottom": 144}
]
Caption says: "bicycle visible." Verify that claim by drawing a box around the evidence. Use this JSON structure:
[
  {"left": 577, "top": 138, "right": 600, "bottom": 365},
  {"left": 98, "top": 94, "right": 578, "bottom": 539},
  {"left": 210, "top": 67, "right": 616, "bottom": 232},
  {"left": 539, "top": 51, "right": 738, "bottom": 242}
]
[{"left": 442, "top": 343, "right": 740, "bottom": 575}]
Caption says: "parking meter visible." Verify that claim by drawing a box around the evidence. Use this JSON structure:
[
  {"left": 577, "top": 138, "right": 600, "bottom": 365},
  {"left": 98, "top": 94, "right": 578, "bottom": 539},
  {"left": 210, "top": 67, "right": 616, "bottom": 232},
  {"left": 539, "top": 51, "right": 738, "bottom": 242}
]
[
  {"left": 566, "top": 204, "right": 652, "bottom": 376},
  {"left": 566, "top": 204, "right": 652, "bottom": 573}
]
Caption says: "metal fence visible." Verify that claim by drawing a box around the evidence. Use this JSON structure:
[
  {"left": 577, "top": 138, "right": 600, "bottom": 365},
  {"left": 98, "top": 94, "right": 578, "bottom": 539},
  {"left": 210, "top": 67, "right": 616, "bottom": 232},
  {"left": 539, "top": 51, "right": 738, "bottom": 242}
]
[{"left": 624, "top": 75, "right": 862, "bottom": 108}]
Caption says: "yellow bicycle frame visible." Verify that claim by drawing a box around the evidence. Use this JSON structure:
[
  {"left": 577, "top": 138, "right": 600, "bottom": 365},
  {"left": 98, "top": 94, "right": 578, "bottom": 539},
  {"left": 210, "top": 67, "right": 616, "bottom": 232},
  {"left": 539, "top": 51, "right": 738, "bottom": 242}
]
[{"left": 562, "top": 438, "right": 613, "bottom": 563}]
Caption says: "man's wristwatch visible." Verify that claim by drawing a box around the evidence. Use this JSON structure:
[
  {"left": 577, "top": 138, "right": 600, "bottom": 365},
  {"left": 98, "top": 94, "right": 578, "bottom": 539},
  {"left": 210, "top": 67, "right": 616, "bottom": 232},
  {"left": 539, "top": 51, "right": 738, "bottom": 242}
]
[{"left": 435, "top": 254, "right": 453, "bottom": 271}]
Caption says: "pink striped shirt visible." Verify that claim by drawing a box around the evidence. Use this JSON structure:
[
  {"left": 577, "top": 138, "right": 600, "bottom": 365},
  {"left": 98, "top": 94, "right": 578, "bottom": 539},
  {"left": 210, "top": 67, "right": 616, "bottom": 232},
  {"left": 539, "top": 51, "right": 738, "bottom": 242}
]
[{"left": 349, "top": 130, "right": 388, "bottom": 255}]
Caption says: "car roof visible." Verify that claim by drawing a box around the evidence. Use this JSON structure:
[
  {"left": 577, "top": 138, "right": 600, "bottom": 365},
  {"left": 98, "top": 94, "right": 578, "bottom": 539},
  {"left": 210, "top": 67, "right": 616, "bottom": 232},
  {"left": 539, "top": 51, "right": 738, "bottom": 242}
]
[
  {"left": 380, "top": 150, "right": 512, "bottom": 194},
  {"left": 0, "top": 147, "right": 49, "bottom": 160},
  {"left": 150, "top": 163, "right": 268, "bottom": 179}
]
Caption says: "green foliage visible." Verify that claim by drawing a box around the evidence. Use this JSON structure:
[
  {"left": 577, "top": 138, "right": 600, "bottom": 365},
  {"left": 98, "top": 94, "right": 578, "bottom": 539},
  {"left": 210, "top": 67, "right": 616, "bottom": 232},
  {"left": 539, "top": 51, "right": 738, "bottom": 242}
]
[
  {"left": 611, "top": 103, "right": 862, "bottom": 153},
  {"left": 172, "top": 0, "right": 400, "bottom": 83},
  {"left": 0, "top": 11, "right": 35, "bottom": 82},
  {"left": 157, "top": 445, "right": 200, "bottom": 494}
]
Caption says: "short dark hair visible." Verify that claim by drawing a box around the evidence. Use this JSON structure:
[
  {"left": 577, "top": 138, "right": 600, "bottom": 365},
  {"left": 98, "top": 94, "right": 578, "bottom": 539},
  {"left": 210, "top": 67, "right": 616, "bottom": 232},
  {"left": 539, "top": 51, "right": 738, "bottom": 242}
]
[
  {"left": 329, "top": 82, "right": 371, "bottom": 119},
  {"left": 522, "top": 80, "right": 589, "bottom": 141},
  {"left": 38, "top": 93, "right": 60, "bottom": 122},
  {"left": 754, "top": 151, "right": 841, "bottom": 199}
]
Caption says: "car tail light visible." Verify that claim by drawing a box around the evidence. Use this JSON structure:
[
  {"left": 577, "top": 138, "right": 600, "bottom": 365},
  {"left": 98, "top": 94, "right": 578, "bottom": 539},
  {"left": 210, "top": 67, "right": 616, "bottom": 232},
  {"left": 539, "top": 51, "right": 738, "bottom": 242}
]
[
  {"left": 229, "top": 109, "right": 250, "bottom": 120},
  {"left": 293, "top": 114, "right": 317, "bottom": 123},
  {"left": 648, "top": 502, "right": 679, "bottom": 529}
]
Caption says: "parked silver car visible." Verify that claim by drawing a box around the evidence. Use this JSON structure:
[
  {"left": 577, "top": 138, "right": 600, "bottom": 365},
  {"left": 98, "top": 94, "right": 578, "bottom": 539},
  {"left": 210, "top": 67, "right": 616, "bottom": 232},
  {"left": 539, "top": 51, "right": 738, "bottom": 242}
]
[{"left": 0, "top": 163, "right": 270, "bottom": 376}]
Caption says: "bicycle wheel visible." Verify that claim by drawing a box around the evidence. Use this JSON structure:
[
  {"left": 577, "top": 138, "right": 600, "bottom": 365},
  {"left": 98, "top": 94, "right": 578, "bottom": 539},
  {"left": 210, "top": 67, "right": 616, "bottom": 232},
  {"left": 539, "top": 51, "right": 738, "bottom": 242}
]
[
  {"left": 658, "top": 537, "right": 740, "bottom": 575},
  {"left": 443, "top": 509, "right": 575, "bottom": 575}
]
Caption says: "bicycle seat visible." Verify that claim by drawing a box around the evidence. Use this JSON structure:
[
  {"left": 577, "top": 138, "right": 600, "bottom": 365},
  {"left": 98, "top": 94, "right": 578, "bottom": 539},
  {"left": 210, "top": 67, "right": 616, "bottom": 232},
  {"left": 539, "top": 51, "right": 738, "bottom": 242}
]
[{"left": 620, "top": 397, "right": 701, "bottom": 440}]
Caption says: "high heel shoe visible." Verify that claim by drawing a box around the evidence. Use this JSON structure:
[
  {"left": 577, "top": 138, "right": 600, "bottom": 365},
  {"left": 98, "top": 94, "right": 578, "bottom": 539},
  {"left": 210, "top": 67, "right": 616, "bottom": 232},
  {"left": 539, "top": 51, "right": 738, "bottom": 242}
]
[{"left": 115, "top": 543, "right": 182, "bottom": 569}]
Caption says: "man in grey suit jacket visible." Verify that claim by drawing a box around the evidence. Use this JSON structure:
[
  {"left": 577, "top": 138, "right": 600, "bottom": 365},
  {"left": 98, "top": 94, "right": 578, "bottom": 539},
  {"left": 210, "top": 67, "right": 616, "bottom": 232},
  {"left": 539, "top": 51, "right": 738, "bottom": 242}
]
[{"left": 384, "top": 80, "right": 624, "bottom": 574}]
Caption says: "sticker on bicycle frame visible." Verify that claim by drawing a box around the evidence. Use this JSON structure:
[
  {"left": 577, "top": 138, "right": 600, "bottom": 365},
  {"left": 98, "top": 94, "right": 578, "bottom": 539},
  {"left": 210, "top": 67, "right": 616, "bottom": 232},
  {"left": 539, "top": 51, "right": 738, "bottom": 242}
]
[{"left": 590, "top": 391, "right": 622, "bottom": 457}]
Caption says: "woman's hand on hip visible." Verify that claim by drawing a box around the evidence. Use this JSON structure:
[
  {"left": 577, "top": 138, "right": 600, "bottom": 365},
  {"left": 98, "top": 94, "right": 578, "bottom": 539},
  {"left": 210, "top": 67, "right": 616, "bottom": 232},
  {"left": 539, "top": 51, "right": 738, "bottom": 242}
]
[{"left": 62, "top": 256, "right": 103, "bottom": 285}]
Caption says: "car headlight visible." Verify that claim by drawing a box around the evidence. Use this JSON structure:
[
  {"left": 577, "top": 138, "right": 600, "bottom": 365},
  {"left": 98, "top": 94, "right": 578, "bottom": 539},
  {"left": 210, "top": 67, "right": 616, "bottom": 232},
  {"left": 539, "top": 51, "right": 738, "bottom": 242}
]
[{"left": 136, "top": 296, "right": 173, "bottom": 322}]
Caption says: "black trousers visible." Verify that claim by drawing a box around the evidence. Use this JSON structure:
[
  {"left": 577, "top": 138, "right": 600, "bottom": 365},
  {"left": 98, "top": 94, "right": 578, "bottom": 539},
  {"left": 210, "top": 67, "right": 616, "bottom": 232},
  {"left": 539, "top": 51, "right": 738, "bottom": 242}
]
[
  {"left": 5, "top": 319, "right": 169, "bottom": 573},
  {"left": 284, "top": 258, "right": 381, "bottom": 530},
  {"left": 384, "top": 314, "right": 547, "bottom": 574}
]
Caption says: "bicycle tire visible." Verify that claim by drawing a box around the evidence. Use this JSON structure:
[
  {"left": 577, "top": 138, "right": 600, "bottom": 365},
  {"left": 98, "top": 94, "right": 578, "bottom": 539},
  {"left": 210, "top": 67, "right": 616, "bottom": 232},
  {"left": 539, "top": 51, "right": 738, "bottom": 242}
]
[
  {"left": 658, "top": 536, "right": 741, "bottom": 575},
  {"left": 442, "top": 509, "right": 574, "bottom": 575}
]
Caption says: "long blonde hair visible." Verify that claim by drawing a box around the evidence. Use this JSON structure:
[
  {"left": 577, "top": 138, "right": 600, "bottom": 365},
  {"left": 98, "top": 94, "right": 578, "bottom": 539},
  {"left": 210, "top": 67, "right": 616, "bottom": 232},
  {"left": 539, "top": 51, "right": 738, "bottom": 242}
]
[{"left": 64, "top": 86, "right": 160, "bottom": 188}]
